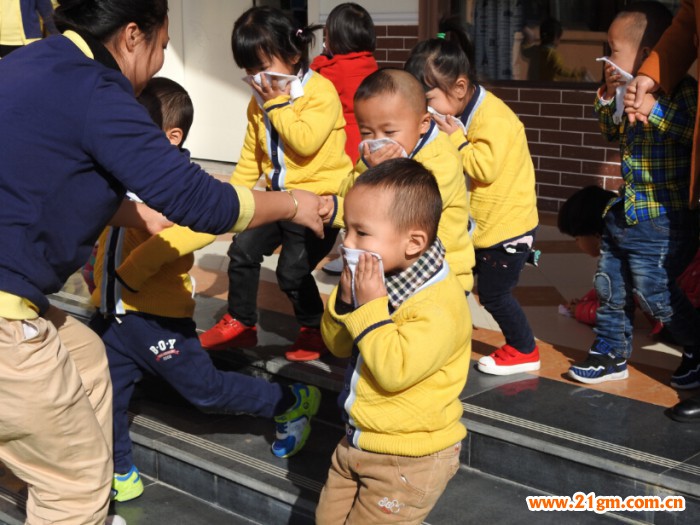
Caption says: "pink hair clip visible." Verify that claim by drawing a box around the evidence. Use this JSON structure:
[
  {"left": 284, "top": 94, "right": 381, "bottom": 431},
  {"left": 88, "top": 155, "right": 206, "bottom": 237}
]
[{"left": 296, "top": 29, "right": 303, "bottom": 37}]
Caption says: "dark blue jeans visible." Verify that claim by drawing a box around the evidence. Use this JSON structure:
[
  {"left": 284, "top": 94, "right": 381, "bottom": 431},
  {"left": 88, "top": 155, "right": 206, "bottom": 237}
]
[
  {"left": 474, "top": 230, "right": 537, "bottom": 354},
  {"left": 227, "top": 221, "right": 338, "bottom": 327},
  {"left": 90, "top": 313, "right": 291, "bottom": 473},
  {"left": 593, "top": 204, "right": 700, "bottom": 358}
]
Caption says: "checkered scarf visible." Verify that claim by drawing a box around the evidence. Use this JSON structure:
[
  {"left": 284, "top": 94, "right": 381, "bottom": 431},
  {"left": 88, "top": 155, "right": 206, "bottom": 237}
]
[{"left": 385, "top": 238, "right": 446, "bottom": 311}]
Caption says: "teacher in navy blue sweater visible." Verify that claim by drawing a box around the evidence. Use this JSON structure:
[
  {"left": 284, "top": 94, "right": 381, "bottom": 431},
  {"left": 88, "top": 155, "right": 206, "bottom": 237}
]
[{"left": 0, "top": 1, "right": 328, "bottom": 524}]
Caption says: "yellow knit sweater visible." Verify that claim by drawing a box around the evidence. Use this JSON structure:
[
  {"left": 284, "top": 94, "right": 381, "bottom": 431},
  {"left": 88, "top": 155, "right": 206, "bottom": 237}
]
[
  {"left": 91, "top": 187, "right": 255, "bottom": 318},
  {"left": 450, "top": 90, "right": 538, "bottom": 248},
  {"left": 332, "top": 130, "right": 474, "bottom": 291},
  {"left": 230, "top": 71, "right": 353, "bottom": 195},
  {"left": 321, "top": 269, "right": 471, "bottom": 457}
]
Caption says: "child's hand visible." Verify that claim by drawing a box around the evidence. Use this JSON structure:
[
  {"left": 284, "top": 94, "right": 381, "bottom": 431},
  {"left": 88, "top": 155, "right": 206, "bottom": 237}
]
[
  {"left": 431, "top": 112, "right": 461, "bottom": 136},
  {"left": 252, "top": 73, "right": 291, "bottom": 103},
  {"left": 354, "top": 252, "right": 386, "bottom": 306},
  {"left": 339, "top": 259, "right": 352, "bottom": 305},
  {"left": 319, "top": 195, "right": 335, "bottom": 223},
  {"left": 603, "top": 64, "right": 626, "bottom": 100},
  {"left": 361, "top": 142, "right": 404, "bottom": 167},
  {"left": 567, "top": 299, "right": 579, "bottom": 317}
]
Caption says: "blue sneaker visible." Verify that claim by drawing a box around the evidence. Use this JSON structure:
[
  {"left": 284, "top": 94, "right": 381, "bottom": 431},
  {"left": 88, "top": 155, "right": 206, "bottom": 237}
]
[
  {"left": 111, "top": 465, "right": 144, "bottom": 502},
  {"left": 568, "top": 351, "right": 628, "bottom": 384},
  {"left": 671, "top": 351, "right": 700, "bottom": 390},
  {"left": 272, "top": 384, "right": 321, "bottom": 458}
]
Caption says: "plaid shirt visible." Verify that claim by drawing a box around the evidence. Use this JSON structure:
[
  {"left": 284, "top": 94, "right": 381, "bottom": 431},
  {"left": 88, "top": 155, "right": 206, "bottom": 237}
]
[
  {"left": 594, "top": 76, "right": 697, "bottom": 224},
  {"left": 386, "top": 238, "right": 446, "bottom": 312}
]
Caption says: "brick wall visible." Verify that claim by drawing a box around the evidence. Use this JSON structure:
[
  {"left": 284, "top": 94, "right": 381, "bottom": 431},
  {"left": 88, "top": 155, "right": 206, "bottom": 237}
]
[
  {"left": 490, "top": 86, "right": 621, "bottom": 213},
  {"left": 374, "top": 25, "right": 418, "bottom": 69},
  {"left": 373, "top": 25, "right": 620, "bottom": 213}
]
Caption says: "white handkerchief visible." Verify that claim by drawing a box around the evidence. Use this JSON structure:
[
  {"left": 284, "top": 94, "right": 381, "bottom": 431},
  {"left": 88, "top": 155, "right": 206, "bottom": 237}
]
[
  {"left": 340, "top": 245, "right": 384, "bottom": 307},
  {"left": 242, "top": 71, "right": 304, "bottom": 107},
  {"left": 358, "top": 138, "right": 408, "bottom": 158},
  {"left": 596, "top": 57, "right": 634, "bottom": 124},
  {"left": 428, "top": 106, "right": 467, "bottom": 133}
]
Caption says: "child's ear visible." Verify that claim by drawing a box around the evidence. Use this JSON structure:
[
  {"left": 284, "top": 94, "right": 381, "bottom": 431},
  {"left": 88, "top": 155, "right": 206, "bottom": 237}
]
[
  {"left": 453, "top": 75, "right": 469, "bottom": 99},
  {"left": 405, "top": 229, "right": 429, "bottom": 258},
  {"left": 419, "top": 111, "right": 431, "bottom": 134},
  {"left": 165, "top": 127, "right": 184, "bottom": 148}
]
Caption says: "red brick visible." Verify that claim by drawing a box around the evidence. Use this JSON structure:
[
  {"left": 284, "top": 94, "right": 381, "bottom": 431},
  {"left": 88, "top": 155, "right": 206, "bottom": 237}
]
[
  {"left": 521, "top": 115, "right": 561, "bottom": 131},
  {"left": 583, "top": 132, "right": 614, "bottom": 148},
  {"left": 387, "top": 25, "right": 418, "bottom": 37},
  {"left": 490, "top": 87, "right": 519, "bottom": 102},
  {"left": 525, "top": 128, "right": 540, "bottom": 143},
  {"left": 561, "top": 118, "right": 601, "bottom": 133},
  {"left": 540, "top": 103, "right": 584, "bottom": 118},
  {"left": 561, "top": 145, "right": 606, "bottom": 162},
  {"left": 583, "top": 105, "right": 598, "bottom": 120},
  {"left": 539, "top": 183, "right": 580, "bottom": 199},
  {"left": 403, "top": 37, "right": 418, "bottom": 50},
  {"left": 374, "top": 25, "right": 388, "bottom": 37},
  {"left": 373, "top": 50, "right": 387, "bottom": 62},
  {"left": 604, "top": 177, "right": 624, "bottom": 191},
  {"left": 534, "top": 170, "right": 561, "bottom": 185},
  {"left": 541, "top": 130, "right": 582, "bottom": 145},
  {"left": 387, "top": 49, "right": 411, "bottom": 62},
  {"left": 606, "top": 149, "right": 621, "bottom": 163},
  {"left": 560, "top": 173, "right": 607, "bottom": 188},
  {"left": 582, "top": 161, "right": 622, "bottom": 177},
  {"left": 506, "top": 101, "right": 540, "bottom": 116},
  {"left": 561, "top": 90, "right": 597, "bottom": 105},
  {"left": 536, "top": 196, "right": 560, "bottom": 213},
  {"left": 520, "top": 89, "right": 561, "bottom": 103},
  {"left": 540, "top": 157, "right": 582, "bottom": 173},
  {"left": 379, "top": 61, "right": 404, "bottom": 69},
  {"left": 377, "top": 37, "right": 405, "bottom": 49},
  {"left": 530, "top": 143, "right": 561, "bottom": 157}
]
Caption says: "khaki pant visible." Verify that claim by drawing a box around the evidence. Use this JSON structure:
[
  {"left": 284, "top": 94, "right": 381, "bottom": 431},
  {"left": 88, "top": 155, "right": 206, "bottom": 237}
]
[
  {"left": 316, "top": 437, "right": 461, "bottom": 525},
  {"left": 0, "top": 307, "right": 113, "bottom": 524}
]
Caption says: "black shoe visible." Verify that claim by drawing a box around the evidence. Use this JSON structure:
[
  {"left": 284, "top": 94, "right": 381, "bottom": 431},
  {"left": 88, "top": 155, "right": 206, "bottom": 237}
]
[{"left": 668, "top": 395, "right": 700, "bottom": 423}]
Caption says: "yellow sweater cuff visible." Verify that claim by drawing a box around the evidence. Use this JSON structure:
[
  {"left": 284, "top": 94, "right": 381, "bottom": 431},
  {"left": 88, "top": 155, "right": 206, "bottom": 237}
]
[
  {"left": 0, "top": 291, "right": 39, "bottom": 320},
  {"left": 230, "top": 185, "right": 256, "bottom": 233}
]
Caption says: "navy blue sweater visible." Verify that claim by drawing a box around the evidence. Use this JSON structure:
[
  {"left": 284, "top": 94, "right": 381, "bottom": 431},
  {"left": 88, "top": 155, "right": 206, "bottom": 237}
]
[{"left": 0, "top": 34, "right": 240, "bottom": 314}]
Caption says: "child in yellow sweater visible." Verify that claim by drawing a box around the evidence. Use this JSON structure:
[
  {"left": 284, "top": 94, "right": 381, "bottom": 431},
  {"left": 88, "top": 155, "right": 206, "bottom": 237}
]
[
  {"left": 199, "top": 6, "right": 353, "bottom": 361},
  {"left": 317, "top": 158, "right": 471, "bottom": 524},
  {"left": 89, "top": 77, "right": 321, "bottom": 504},
  {"left": 327, "top": 68, "right": 475, "bottom": 293},
  {"left": 406, "top": 18, "right": 540, "bottom": 376}
]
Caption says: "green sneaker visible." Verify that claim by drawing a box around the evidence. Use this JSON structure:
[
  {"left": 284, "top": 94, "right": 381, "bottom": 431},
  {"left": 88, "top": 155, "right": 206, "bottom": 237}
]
[
  {"left": 111, "top": 465, "right": 144, "bottom": 502},
  {"left": 271, "top": 384, "right": 321, "bottom": 458}
]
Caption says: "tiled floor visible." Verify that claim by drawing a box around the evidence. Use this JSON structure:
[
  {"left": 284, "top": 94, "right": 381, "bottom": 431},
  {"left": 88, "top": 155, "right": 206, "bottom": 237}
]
[{"left": 184, "top": 208, "right": 691, "bottom": 409}]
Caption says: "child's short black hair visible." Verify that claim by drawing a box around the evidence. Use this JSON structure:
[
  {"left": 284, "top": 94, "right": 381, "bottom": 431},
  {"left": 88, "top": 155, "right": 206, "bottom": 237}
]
[
  {"left": 231, "top": 6, "right": 321, "bottom": 73},
  {"left": 539, "top": 17, "right": 563, "bottom": 46},
  {"left": 138, "top": 77, "right": 194, "bottom": 146},
  {"left": 325, "top": 2, "right": 375, "bottom": 55},
  {"left": 558, "top": 186, "right": 616, "bottom": 237},
  {"left": 352, "top": 158, "right": 442, "bottom": 244},
  {"left": 355, "top": 69, "right": 427, "bottom": 115},
  {"left": 615, "top": 1, "right": 673, "bottom": 49}
]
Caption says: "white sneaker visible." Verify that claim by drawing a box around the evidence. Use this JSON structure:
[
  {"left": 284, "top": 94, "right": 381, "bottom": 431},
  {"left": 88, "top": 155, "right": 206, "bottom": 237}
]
[
  {"left": 321, "top": 257, "right": 343, "bottom": 276},
  {"left": 106, "top": 515, "right": 127, "bottom": 525}
]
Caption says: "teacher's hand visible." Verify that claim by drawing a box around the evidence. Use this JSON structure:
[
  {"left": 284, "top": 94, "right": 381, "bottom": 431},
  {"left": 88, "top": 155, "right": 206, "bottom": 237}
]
[{"left": 289, "top": 189, "right": 326, "bottom": 238}]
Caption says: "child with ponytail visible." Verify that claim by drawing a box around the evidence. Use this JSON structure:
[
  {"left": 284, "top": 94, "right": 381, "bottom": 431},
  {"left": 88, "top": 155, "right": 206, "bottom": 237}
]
[
  {"left": 199, "top": 6, "right": 353, "bottom": 363},
  {"left": 406, "top": 17, "right": 540, "bottom": 376}
]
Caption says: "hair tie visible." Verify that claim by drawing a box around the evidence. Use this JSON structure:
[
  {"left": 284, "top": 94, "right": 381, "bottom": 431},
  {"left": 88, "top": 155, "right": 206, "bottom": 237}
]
[
  {"left": 436, "top": 32, "right": 446, "bottom": 39},
  {"left": 296, "top": 29, "right": 303, "bottom": 37}
]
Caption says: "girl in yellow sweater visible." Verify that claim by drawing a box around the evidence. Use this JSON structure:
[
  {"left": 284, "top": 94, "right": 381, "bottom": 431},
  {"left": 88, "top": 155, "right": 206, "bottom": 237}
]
[
  {"left": 406, "top": 17, "right": 540, "bottom": 376},
  {"left": 199, "top": 6, "right": 353, "bottom": 361}
]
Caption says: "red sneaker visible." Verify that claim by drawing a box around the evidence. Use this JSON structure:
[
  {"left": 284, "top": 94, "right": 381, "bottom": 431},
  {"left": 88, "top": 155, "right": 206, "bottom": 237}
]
[
  {"left": 199, "top": 313, "right": 257, "bottom": 350},
  {"left": 285, "top": 327, "right": 327, "bottom": 361},
  {"left": 477, "top": 344, "right": 540, "bottom": 376}
]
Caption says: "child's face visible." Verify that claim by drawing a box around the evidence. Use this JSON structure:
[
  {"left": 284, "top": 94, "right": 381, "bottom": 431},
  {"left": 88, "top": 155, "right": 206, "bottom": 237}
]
[
  {"left": 425, "top": 84, "right": 467, "bottom": 117},
  {"left": 607, "top": 19, "right": 646, "bottom": 75},
  {"left": 343, "top": 186, "right": 412, "bottom": 274},
  {"left": 244, "top": 53, "right": 296, "bottom": 76},
  {"left": 355, "top": 93, "right": 431, "bottom": 155}
]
